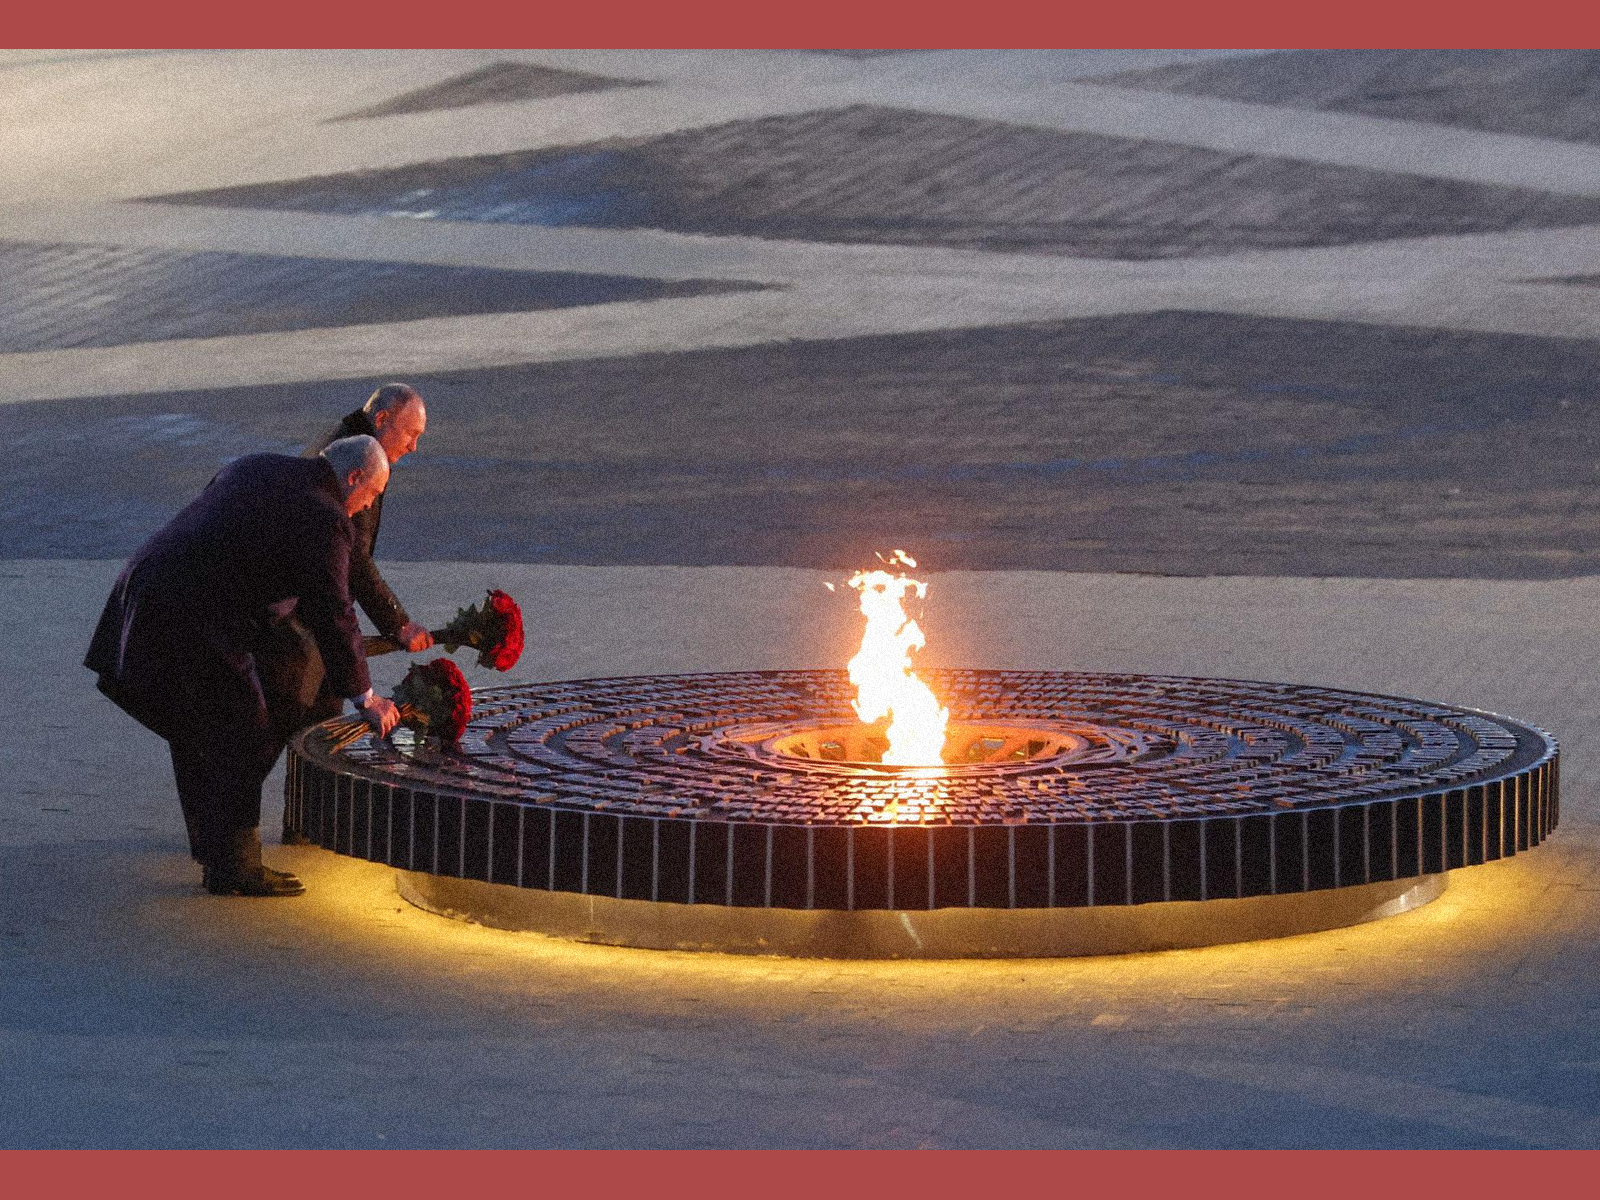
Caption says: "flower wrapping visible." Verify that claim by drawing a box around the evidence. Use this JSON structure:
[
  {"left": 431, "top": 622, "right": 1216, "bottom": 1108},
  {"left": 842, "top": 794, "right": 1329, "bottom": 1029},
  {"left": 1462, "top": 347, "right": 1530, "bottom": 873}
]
[
  {"left": 392, "top": 657, "right": 473, "bottom": 745},
  {"left": 435, "top": 589, "right": 524, "bottom": 672}
]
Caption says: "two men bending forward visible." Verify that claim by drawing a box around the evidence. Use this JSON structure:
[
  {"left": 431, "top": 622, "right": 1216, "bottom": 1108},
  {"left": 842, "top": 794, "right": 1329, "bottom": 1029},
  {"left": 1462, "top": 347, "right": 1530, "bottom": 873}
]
[{"left": 86, "top": 384, "right": 429, "bottom": 897}]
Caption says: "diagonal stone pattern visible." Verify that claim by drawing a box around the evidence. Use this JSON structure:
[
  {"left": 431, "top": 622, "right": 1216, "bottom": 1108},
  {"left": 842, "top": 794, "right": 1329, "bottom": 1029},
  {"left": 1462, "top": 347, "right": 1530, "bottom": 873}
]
[
  {"left": 150, "top": 104, "right": 1600, "bottom": 257},
  {"left": 1101, "top": 49, "right": 1600, "bottom": 147},
  {"left": 7, "top": 310, "right": 1595, "bottom": 576},
  {"left": 329, "top": 61, "right": 650, "bottom": 123},
  {"left": 0, "top": 238, "right": 762, "bottom": 353}
]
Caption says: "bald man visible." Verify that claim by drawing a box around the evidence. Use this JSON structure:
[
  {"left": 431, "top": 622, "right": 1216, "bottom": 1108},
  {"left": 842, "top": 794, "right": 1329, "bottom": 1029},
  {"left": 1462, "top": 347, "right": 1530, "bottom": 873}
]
[{"left": 86, "top": 436, "right": 400, "bottom": 896}]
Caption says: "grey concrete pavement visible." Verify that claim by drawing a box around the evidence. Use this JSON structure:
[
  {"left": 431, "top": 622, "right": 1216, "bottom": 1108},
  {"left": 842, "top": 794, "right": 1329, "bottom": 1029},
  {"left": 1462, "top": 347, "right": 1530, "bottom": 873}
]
[{"left": 4, "top": 562, "right": 1597, "bottom": 1148}]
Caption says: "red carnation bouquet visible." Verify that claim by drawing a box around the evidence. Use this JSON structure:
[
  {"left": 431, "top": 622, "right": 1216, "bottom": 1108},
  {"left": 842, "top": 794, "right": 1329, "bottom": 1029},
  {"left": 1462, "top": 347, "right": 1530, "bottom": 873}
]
[
  {"left": 364, "top": 589, "right": 524, "bottom": 672},
  {"left": 437, "top": 589, "right": 523, "bottom": 671},
  {"left": 392, "top": 657, "right": 473, "bottom": 743},
  {"left": 326, "top": 656, "right": 473, "bottom": 750}
]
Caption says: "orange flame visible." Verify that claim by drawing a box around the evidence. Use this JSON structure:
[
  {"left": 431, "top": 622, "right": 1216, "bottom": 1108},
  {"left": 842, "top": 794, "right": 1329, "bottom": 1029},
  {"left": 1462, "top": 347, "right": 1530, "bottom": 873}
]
[{"left": 846, "top": 550, "right": 949, "bottom": 765}]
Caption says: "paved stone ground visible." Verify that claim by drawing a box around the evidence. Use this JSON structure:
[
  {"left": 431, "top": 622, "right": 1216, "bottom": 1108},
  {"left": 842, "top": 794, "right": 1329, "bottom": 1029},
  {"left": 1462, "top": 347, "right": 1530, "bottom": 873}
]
[
  {"left": 1101, "top": 50, "right": 1600, "bottom": 145},
  {"left": 1, "top": 48, "right": 1597, "bottom": 1149},
  {"left": 330, "top": 62, "right": 651, "bottom": 124},
  {"left": 153, "top": 104, "right": 1600, "bottom": 257},
  {"left": 6, "top": 310, "right": 1596, "bottom": 574},
  {"left": 0, "top": 238, "right": 757, "bottom": 353},
  {"left": 4, "top": 562, "right": 1598, "bottom": 1148}
]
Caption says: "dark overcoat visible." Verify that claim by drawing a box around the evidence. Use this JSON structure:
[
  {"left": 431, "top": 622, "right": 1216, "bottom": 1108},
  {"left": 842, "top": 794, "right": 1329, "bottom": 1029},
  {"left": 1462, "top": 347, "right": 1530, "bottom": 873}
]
[
  {"left": 247, "top": 409, "right": 411, "bottom": 733},
  {"left": 84, "top": 453, "right": 371, "bottom": 742}
]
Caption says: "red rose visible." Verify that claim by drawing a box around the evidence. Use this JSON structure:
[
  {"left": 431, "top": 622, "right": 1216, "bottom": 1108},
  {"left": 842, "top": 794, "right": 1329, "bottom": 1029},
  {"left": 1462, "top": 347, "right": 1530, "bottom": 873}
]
[
  {"left": 393, "top": 656, "right": 473, "bottom": 745},
  {"left": 482, "top": 589, "right": 524, "bottom": 671},
  {"left": 424, "top": 589, "right": 525, "bottom": 673},
  {"left": 327, "top": 656, "right": 475, "bottom": 751},
  {"left": 423, "top": 657, "right": 473, "bottom": 743}
]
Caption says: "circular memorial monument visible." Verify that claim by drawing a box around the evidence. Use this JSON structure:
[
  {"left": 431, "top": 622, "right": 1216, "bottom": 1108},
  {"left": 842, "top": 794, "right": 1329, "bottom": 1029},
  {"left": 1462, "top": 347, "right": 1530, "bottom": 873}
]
[{"left": 285, "top": 669, "right": 1558, "bottom": 958}]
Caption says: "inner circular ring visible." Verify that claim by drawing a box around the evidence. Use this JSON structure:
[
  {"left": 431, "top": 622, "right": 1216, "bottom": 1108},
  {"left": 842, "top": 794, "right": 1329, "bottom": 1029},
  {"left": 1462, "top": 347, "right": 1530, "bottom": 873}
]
[{"left": 766, "top": 721, "right": 1087, "bottom": 767}]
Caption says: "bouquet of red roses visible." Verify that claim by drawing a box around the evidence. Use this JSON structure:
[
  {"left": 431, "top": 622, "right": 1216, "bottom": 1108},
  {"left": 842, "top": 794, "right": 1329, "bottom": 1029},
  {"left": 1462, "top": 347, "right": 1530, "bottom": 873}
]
[
  {"left": 364, "top": 589, "right": 524, "bottom": 671},
  {"left": 325, "top": 657, "right": 473, "bottom": 750},
  {"left": 435, "top": 589, "right": 523, "bottom": 671},
  {"left": 392, "top": 657, "right": 473, "bottom": 743}
]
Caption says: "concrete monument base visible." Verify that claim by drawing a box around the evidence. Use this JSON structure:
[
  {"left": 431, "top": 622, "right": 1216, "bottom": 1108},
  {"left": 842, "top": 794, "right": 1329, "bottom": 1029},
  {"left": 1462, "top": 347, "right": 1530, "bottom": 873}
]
[{"left": 396, "top": 869, "right": 1447, "bottom": 959}]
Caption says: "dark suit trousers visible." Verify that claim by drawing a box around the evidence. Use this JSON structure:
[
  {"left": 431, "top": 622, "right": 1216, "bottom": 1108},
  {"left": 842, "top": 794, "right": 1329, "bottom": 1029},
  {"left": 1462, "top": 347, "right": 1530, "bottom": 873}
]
[
  {"left": 168, "top": 728, "right": 285, "bottom": 863},
  {"left": 99, "top": 642, "right": 288, "bottom": 865}
]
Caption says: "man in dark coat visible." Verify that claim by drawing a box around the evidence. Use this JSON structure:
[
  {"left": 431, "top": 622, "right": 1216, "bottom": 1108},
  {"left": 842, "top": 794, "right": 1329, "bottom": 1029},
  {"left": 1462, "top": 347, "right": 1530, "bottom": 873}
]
[
  {"left": 306, "top": 383, "right": 432, "bottom": 657},
  {"left": 85, "top": 435, "right": 401, "bottom": 896},
  {"left": 258, "top": 384, "right": 432, "bottom": 747}
]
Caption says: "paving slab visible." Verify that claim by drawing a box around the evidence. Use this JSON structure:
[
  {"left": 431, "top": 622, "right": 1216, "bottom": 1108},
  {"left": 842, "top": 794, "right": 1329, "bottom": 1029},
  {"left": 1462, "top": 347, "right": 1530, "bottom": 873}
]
[
  {"left": 150, "top": 105, "right": 1600, "bottom": 257},
  {"left": 330, "top": 61, "right": 650, "bottom": 124},
  {"left": 0, "top": 237, "right": 759, "bottom": 352},
  {"left": 1102, "top": 49, "right": 1600, "bottom": 146}
]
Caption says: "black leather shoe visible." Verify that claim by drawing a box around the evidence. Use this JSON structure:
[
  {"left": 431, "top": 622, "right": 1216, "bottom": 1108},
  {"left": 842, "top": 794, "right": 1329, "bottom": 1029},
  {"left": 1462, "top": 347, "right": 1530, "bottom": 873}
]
[
  {"left": 204, "top": 864, "right": 300, "bottom": 886},
  {"left": 203, "top": 865, "right": 306, "bottom": 896},
  {"left": 281, "top": 828, "right": 313, "bottom": 846},
  {"left": 203, "top": 828, "right": 306, "bottom": 896}
]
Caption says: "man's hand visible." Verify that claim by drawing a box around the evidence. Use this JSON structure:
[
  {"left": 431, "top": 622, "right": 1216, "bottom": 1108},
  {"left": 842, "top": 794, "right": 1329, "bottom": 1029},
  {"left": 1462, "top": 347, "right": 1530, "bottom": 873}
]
[
  {"left": 361, "top": 694, "right": 401, "bottom": 736},
  {"left": 397, "top": 621, "right": 434, "bottom": 652}
]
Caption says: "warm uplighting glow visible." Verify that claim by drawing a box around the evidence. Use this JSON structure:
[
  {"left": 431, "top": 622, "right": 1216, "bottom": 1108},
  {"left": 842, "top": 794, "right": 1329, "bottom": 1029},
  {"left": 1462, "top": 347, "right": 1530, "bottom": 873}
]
[{"left": 846, "top": 550, "right": 949, "bottom": 765}]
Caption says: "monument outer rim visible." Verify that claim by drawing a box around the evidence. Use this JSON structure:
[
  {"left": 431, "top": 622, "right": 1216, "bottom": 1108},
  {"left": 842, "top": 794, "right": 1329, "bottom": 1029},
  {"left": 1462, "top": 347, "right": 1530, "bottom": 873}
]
[
  {"left": 296, "top": 667, "right": 1561, "bottom": 815},
  {"left": 285, "top": 668, "right": 1558, "bottom": 946}
]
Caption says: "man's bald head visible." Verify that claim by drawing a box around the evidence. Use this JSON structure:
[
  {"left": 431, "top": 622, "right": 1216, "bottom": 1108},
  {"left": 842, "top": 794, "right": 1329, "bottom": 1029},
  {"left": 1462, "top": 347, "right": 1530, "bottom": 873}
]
[
  {"left": 321, "top": 434, "right": 390, "bottom": 517},
  {"left": 362, "top": 382, "right": 427, "bottom": 464}
]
